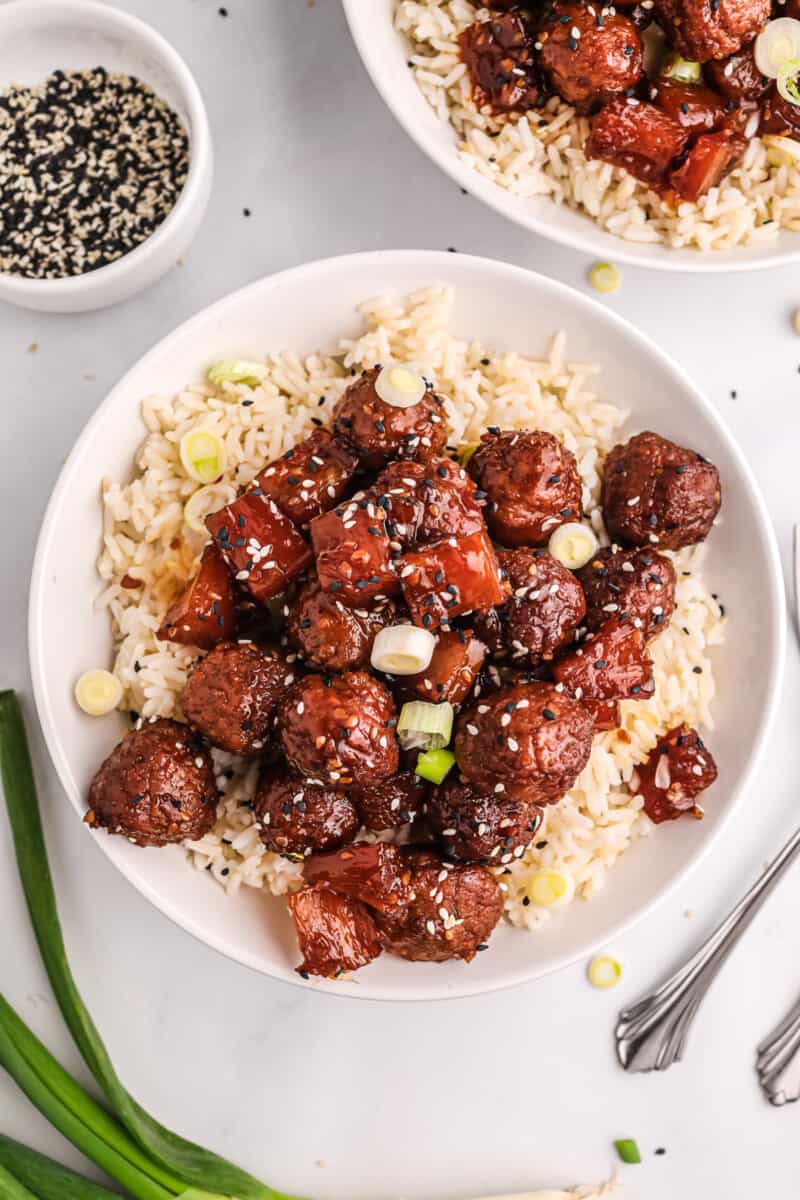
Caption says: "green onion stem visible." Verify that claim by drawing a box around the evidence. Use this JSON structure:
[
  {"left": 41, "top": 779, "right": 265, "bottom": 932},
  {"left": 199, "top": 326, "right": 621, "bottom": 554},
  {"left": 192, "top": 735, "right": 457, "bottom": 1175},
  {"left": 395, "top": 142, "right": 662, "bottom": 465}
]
[
  {"left": 0, "top": 1134, "right": 124, "bottom": 1200},
  {"left": 0, "top": 1019, "right": 172, "bottom": 1200},
  {"left": 0, "top": 690, "right": 298, "bottom": 1200},
  {"left": 0, "top": 1163, "right": 39, "bottom": 1200},
  {"left": 0, "top": 996, "right": 182, "bottom": 1194}
]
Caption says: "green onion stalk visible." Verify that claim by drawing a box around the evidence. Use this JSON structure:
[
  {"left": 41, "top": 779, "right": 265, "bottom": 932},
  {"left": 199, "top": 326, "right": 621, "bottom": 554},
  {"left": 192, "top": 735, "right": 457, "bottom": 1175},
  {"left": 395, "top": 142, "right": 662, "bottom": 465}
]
[
  {"left": 0, "top": 1135, "right": 124, "bottom": 1200},
  {"left": 0, "top": 690, "right": 305, "bottom": 1200}
]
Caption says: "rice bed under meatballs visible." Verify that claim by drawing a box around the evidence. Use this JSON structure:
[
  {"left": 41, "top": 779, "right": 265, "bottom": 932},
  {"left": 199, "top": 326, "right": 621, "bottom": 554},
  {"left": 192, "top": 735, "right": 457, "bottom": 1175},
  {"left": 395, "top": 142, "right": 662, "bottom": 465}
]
[{"left": 97, "top": 286, "right": 725, "bottom": 933}]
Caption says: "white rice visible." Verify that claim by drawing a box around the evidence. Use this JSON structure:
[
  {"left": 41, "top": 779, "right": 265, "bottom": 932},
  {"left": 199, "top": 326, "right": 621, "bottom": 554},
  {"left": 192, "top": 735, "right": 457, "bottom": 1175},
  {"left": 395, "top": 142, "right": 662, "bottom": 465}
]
[
  {"left": 97, "top": 286, "right": 724, "bottom": 929},
  {"left": 396, "top": 0, "right": 800, "bottom": 252}
]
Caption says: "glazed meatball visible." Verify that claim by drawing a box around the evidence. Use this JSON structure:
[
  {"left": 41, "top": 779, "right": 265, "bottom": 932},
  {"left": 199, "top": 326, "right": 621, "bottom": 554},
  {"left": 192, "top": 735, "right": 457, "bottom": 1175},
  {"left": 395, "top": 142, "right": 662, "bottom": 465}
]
[
  {"left": 332, "top": 367, "right": 448, "bottom": 471},
  {"left": 602, "top": 432, "right": 721, "bottom": 550},
  {"left": 425, "top": 775, "right": 543, "bottom": 864},
  {"left": 279, "top": 671, "right": 399, "bottom": 786},
  {"left": 254, "top": 763, "right": 360, "bottom": 857},
  {"left": 286, "top": 574, "right": 396, "bottom": 671},
  {"left": 351, "top": 771, "right": 427, "bottom": 831},
  {"left": 454, "top": 681, "right": 594, "bottom": 804},
  {"left": 469, "top": 430, "right": 583, "bottom": 547},
  {"left": 761, "top": 84, "right": 800, "bottom": 137},
  {"left": 499, "top": 548, "right": 587, "bottom": 664},
  {"left": 182, "top": 641, "right": 294, "bottom": 756},
  {"left": 653, "top": 0, "right": 769, "bottom": 61},
  {"left": 287, "top": 886, "right": 382, "bottom": 978},
  {"left": 458, "top": 10, "right": 542, "bottom": 114},
  {"left": 371, "top": 457, "right": 485, "bottom": 548},
  {"left": 374, "top": 849, "right": 504, "bottom": 962},
  {"left": 86, "top": 719, "right": 217, "bottom": 847},
  {"left": 538, "top": 1, "right": 643, "bottom": 107},
  {"left": 704, "top": 42, "right": 770, "bottom": 102},
  {"left": 577, "top": 546, "right": 676, "bottom": 638},
  {"left": 635, "top": 724, "right": 718, "bottom": 823}
]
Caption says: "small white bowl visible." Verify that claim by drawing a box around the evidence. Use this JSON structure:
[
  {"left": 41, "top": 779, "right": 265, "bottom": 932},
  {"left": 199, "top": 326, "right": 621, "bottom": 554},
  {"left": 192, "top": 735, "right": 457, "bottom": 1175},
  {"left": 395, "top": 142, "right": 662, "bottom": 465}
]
[
  {"left": 343, "top": 0, "right": 800, "bottom": 274},
  {"left": 29, "top": 250, "right": 785, "bottom": 1001},
  {"left": 0, "top": 0, "right": 212, "bottom": 313}
]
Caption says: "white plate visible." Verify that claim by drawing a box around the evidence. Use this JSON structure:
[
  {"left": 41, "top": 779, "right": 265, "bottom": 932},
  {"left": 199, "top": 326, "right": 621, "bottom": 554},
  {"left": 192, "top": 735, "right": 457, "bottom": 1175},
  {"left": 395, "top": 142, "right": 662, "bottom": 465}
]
[
  {"left": 342, "top": 0, "right": 800, "bottom": 274},
  {"left": 29, "top": 250, "right": 785, "bottom": 1000}
]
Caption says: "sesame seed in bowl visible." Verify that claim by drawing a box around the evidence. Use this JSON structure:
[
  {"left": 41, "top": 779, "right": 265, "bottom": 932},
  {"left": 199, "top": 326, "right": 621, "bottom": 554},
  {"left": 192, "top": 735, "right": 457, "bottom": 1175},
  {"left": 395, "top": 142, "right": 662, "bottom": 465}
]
[{"left": 0, "top": 0, "right": 212, "bottom": 312}]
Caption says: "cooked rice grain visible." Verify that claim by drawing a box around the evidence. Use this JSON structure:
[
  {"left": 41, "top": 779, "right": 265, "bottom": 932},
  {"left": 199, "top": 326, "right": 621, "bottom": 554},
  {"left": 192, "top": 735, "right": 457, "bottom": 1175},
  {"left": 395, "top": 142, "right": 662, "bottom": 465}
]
[
  {"left": 396, "top": 0, "right": 800, "bottom": 252},
  {"left": 98, "top": 287, "right": 724, "bottom": 928}
]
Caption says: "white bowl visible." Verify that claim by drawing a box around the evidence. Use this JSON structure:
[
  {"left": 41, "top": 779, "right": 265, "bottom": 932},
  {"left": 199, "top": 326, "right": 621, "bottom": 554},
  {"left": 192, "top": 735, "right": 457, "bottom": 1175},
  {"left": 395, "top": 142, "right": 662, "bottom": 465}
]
[
  {"left": 0, "top": 0, "right": 212, "bottom": 313},
  {"left": 29, "top": 250, "right": 785, "bottom": 1000},
  {"left": 343, "top": 0, "right": 800, "bottom": 274}
]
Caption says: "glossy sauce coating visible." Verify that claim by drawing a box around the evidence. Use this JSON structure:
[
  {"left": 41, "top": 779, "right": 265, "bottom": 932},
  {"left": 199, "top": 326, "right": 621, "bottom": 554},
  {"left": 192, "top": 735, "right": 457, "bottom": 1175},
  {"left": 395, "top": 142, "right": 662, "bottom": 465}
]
[
  {"left": 458, "top": 10, "right": 542, "bottom": 113},
  {"left": 286, "top": 573, "right": 396, "bottom": 671},
  {"left": 468, "top": 430, "right": 583, "bottom": 547},
  {"left": 86, "top": 719, "right": 217, "bottom": 847},
  {"left": 538, "top": 1, "right": 643, "bottom": 108},
  {"left": 425, "top": 774, "right": 543, "bottom": 864},
  {"left": 636, "top": 723, "right": 718, "bottom": 822},
  {"left": 254, "top": 764, "right": 360, "bottom": 856},
  {"left": 399, "top": 528, "right": 506, "bottom": 631},
  {"left": 253, "top": 428, "right": 358, "bottom": 528},
  {"left": 371, "top": 456, "right": 485, "bottom": 547},
  {"left": 374, "top": 849, "right": 504, "bottom": 962},
  {"left": 393, "top": 629, "right": 488, "bottom": 706},
  {"left": 158, "top": 544, "right": 237, "bottom": 650},
  {"left": 499, "top": 548, "right": 587, "bottom": 664},
  {"left": 206, "top": 492, "right": 312, "bottom": 603},
  {"left": 454, "top": 681, "right": 594, "bottom": 803},
  {"left": 279, "top": 671, "right": 399, "bottom": 786},
  {"left": 303, "top": 841, "right": 413, "bottom": 913},
  {"left": 554, "top": 616, "right": 654, "bottom": 702},
  {"left": 182, "top": 640, "right": 294, "bottom": 755},
  {"left": 586, "top": 98, "right": 690, "bottom": 188},
  {"left": 287, "top": 885, "right": 382, "bottom": 978},
  {"left": 602, "top": 431, "right": 721, "bottom": 550},
  {"left": 652, "top": 0, "right": 770, "bottom": 62},
  {"left": 310, "top": 498, "right": 399, "bottom": 606},
  {"left": 577, "top": 545, "right": 677, "bottom": 638},
  {"left": 350, "top": 770, "right": 427, "bottom": 831},
  {"left": 332, "top": 366, "right": 448, "bottom": 470}
]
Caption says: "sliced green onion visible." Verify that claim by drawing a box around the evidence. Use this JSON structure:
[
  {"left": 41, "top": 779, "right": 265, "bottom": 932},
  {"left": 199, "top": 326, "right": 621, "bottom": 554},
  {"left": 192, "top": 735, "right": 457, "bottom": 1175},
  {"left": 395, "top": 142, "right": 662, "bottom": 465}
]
[
  {"left": 398, "top": 700, "right": 454, "bottom": 750},
  {"left": 0, "top": 1164, "right": 38, "bottom": 1200},
  {"left": 0, "top": 690, "right": 298, "bottom": 1200},
  {"left": 207, "top": 360, "right": 267, "bottom": 388},
  {"left": 778, "top": 58, "right": 800, "bottom": 105},
  {"left": 0, "top": 1133, "right": 135, "bottom": 1199},
  {"left": 74, "top": 669, "right": 122, "bottom": 717},
  {"left": 183, "top": 484, "right": 226, "bottom": 534},
  {"left": 548, "top": 521, "right": 599, "bottom": 570},
  {"left": 374, "top": 364, "right": 426, "bottom": 409},
  {"left": 415, "top": 748, "right": 456, "bottom": 785},
  {"left": 588, "top": 954, "right": 623, "bottom": 989},
  {"left": 371, "top": 625, "right": 435, "bottom": 675},
  {"left": 661, "top": 53, "right": 701, "bottom": 83},
  {"left": 526, "top": 868, "right": 575, "bottom": 908},
  {"left": 755, "top": 17, "right": 800, "bottom": 78},
  {"left": 457, "top": 442, "right": 480, "bottom": 466},
  {"left": 179, "top": 429, "right": 226, "bottom": 484},
  {"left": 614, "top": 1138, "right": 642, "bottom": 1165},
  {"left": 589, "top": 262, "right": 621, "bottom": 295}
]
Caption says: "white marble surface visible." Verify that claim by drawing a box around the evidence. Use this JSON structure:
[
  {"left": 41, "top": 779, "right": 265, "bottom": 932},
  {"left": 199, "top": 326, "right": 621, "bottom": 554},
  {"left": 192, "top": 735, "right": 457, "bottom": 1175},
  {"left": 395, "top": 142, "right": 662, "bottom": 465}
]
[{"left": 2, "top": 0, "right": 800, "bottom": 1195}]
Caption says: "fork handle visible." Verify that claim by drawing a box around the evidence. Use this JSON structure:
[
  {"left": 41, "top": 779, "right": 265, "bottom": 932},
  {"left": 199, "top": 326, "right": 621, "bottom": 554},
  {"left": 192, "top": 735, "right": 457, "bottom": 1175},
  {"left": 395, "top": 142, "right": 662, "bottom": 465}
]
[{"left": 615, "top": 823, "right": 800, "bottom": 1073}]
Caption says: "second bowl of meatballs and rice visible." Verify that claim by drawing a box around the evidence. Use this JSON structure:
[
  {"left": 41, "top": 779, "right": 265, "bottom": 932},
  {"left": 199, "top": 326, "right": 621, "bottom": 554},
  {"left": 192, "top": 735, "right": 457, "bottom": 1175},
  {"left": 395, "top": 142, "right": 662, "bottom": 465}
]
[
  {"left": 29, "top": 252, "right": 784, "bottom": 998},
  {"left": 344, "top": 0, "right": 800, "bottom": 266}
]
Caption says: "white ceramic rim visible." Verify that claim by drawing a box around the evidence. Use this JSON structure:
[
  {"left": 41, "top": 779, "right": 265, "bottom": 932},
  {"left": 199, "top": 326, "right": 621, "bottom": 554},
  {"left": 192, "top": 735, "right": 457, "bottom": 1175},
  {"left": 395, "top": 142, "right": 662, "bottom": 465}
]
[
  {"left": 29, "top": 250, "right": 787, "bottom": 1000},
  {"left": 0, "top": 0, "right": 212, "bottom": 304},
  {"left": 341, "top": 0, "right": 800, "bottom": 275}
]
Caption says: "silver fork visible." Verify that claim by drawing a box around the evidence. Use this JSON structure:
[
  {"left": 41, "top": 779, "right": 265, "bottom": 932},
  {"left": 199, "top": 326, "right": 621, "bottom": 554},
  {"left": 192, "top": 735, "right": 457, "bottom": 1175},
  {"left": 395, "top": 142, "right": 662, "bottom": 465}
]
[
  {"left": 756, "top": 994, "right": 800, "bottom": 1105},
  {"left": 615, "top": 823, "right": 800, "bottom": 1073}
]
